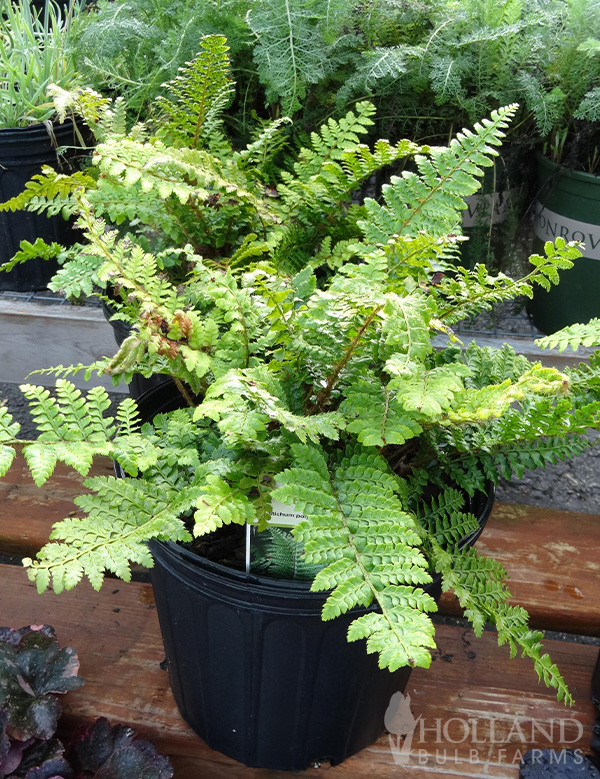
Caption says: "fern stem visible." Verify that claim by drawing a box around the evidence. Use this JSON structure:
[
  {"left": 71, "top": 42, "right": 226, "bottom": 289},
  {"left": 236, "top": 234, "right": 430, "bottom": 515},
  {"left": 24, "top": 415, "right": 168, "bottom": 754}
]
[
  {"left": 174, "top": 378, "right": 196, "bottom": 408},
  {"left": 310, "top": 305, "right": 382, "bottom": 413}
]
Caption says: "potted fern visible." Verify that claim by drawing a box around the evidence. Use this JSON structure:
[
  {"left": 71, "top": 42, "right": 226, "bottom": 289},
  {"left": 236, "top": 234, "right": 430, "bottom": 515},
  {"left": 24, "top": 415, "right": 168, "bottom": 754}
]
[
  {"left": 0, "top": 0, "right": 88, "bottom": 291},
  {"left": 1, "top": 45, "right": 600, "bottom": 770}
]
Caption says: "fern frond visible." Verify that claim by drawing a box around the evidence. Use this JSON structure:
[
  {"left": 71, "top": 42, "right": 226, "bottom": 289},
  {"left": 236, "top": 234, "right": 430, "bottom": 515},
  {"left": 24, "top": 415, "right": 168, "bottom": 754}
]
[
  {"left": 417, "top": 488, "right": 479, "bottom": 548},
  {"left": 445, "top": 365, "right": 569, "bottom": 425},
  {"left": 0, "top": 168, "right": 95, "bottom": 218},
  {"left": 0, "top": 407, "right": 19, "bottom": 477},
  {"left": 0, "top": 238, "right": 62, "bottom": 276},
  {"left": 437, "top": 264, "right": 534, "bottom": 325},
  {"left": 433, "top": 545, "right": 573, "bottom": 704},
  {"left": 15, "top": 382, "right": 153, "bottom": 484},
  {"left": 23, "top": 476, "right": 194, "bottom": 593},
  {"left": 155, "top": 35, "right": 235, "bottom": 149},
  {"left": 341, "top": 380, "right": 424, "bottom": 447},
  {"left": 192, "top": 474, "right": 256, "bottom": 535},
  {"left": 274, "top": 444, "right": 438, "bottom": 671},
  {"left": 48, "top": 85, "right": 120, "bottom": 142},
  {"left": 536, "top": 318, "right": 600, "bottom": 352},
  {"left": 291, "top": 101, "right": 377, "bottom": 180},
  {"left": 359, "top": 105, "right": 518, "bottom": 246},
  {"left": 462, "top": 342, "right": 534, "bottom": 388},
  {"left": 197, "top": 368, "right": 345, "bottom": 445}
]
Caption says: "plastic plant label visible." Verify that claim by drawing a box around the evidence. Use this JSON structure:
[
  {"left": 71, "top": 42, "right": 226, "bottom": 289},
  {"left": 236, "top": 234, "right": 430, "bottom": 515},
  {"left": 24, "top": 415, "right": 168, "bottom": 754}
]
[
  {"left": 247, "top": 483, "right": 308, "bottom": 528},
  {"left": 245, "top": 486, "right": 308, "bottom": 573},
  {"left": 269, "top": 495, "right": 308, "bottom": 527}
]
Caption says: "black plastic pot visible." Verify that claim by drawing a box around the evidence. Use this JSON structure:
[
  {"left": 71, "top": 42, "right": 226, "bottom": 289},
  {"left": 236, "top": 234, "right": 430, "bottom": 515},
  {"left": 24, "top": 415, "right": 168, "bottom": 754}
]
[
  {"left": 28, "top": 1, "right": 88, "bottom": 15},
  {"left": 0, "top": 120, "right": 89, "bottom": 291},
  {"left": 150, "top": 540, "right": 424, "bottom": 771},
  {"left": 130, "top": 383, "right": 495, "bottom": 771}
]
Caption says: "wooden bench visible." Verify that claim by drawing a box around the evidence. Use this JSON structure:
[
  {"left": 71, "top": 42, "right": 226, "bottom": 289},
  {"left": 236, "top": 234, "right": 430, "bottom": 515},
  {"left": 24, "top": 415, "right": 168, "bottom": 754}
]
[{"left": 1, "top": 455, "right": 599, "bottom": 778}]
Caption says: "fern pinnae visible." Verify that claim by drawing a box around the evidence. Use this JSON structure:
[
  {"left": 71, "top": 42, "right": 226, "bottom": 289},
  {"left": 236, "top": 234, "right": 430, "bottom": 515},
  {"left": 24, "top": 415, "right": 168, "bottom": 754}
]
[
  {"left": 536, "top": 318, "right": 600, "bottom": 353},
  {"left": 310, "top": 304, "right": 383, "bottom": 413},
  {"left": 25, "top": 476, "right": 193, "bottom": 593},
  {"left": 434, "top": 544, "right": 573, "bottom": 705},
  {"left": 277, "top": 445, "right": 437, "bottom": 671}
]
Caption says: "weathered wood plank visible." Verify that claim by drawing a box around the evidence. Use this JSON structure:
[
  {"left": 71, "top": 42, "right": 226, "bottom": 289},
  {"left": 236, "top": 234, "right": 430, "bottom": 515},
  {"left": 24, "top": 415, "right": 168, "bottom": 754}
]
[
  {"left": 439, "top": 502, "right": 600, "bottom": 635},
  {"left": 0, "top": 564, "right": 596, "bottom": 779},
  {"left": 0, "top": 455, "right": 114, "bottom": 557}
]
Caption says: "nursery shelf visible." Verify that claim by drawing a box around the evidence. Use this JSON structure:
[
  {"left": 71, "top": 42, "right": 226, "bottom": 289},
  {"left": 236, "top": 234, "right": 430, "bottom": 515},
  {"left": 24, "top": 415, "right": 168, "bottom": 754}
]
[{"left": 0, "top": 455, "right": 599, "bottom": 778}]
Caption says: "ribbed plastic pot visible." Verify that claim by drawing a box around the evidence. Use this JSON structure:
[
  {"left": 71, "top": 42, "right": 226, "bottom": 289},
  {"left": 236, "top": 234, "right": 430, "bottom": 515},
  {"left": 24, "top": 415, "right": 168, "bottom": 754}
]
[
  {"left": 0, "top": 120, "right": 89, "bottom": 291},
  {"left": 527, "top": 153, "right": 600, "bottom": 334},
  {"left": 133, "top": 385, "right": 495, "bottom": 771}
]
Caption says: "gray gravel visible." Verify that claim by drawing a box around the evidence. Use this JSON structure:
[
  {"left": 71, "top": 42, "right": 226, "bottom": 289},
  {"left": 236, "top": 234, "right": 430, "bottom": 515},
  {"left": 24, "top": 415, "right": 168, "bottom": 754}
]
[{"left": 1, "top": 381, "right": 599, "bottom": 515}]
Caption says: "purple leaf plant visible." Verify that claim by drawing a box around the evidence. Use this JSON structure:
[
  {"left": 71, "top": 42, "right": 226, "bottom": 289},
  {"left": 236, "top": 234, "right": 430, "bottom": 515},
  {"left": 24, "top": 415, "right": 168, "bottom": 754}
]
[{"left": 0, "top": 627, "right": 172, "bottom": 779}]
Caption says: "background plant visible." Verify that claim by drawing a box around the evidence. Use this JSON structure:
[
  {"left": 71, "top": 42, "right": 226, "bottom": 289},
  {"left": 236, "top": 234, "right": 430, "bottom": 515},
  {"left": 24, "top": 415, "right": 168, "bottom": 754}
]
[
  {"left": 0, "top": 0, "right": 83, "bottom": 128},
  {"left": 0, "top": 625, "right": 173, "bottom": 778},
  {"left": 0, "top": 36, "right": 431, "bottom": 300},
  {"left": 66, "top": 0, "right": 435, "bottom": 135},
  {"left": 66, "top": 0, "right": 257, "bottom": 129},
  {"left": 521, "top": 0, "right": 600, "bottom": 172}
]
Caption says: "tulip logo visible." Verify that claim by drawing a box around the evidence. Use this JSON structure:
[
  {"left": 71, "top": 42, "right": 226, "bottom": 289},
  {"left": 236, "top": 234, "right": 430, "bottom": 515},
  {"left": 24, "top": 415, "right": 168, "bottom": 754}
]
[{"left": 385, "top": 692, "right": 420, "bottom": 765}]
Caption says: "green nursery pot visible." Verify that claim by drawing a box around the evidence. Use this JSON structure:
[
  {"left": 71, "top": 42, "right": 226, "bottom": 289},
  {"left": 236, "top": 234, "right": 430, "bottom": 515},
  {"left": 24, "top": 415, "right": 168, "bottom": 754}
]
[{"left": 527, "top": 153, "right": 600, "bottom": 335}]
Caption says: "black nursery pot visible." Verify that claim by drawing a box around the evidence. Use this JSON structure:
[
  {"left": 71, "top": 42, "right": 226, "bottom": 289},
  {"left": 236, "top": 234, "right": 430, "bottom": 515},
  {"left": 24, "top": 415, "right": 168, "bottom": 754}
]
[
  {"left": 150, "top": 541, "right": 425, "bottom": 771},
  {"left": 0, "top": 120, "right": 89, "bottom": 291},
  {"left": 134, "top": 384, "right": 494, "bottom": 771}
]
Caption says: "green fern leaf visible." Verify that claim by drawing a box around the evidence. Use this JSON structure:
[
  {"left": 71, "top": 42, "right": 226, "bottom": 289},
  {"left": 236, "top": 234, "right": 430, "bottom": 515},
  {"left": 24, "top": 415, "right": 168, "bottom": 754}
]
[
  {"left": 536, "top": 318, "right": 600, "bottom": 352},
  {"left": 23, "top": 445, "right": 58, "bottom": 487},
  {"left": 359, "top": 105, "right": 518, "bottom": 246},
  {"left": 272, "top": 444, "right": 437, "bottom": 670},
  {"left": 341, "top": 380, "right": 423, "bottom": 447},
  {"left": 24, "top": 475, "right": 193, "bottom": 593},
  {"left": 155, "top": 35, "right": 235, "bottom": 149},
  {"left": 0, "top": 406, "right": 20, "bottom": 442},
  {"left": 0, "top": 446, "right": 16, "bottom": 478},
  {"left": 193, "top": 474, "right": 256, "bottom": 535},
  {"left": 247, "top": 0, "right": 329, "bottom": 115}
]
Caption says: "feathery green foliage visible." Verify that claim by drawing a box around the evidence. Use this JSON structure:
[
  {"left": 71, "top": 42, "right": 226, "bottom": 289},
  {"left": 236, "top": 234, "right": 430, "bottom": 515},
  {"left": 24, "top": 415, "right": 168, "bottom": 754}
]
[
  {"left": 5, "top": 101, "right": 600, "bottom": 702},
  {"left": 0, "top": 47, "right": 427, "bottom": 292},
  {"left": 154, "top": 35, "right": 235, "bottom": 149}
]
